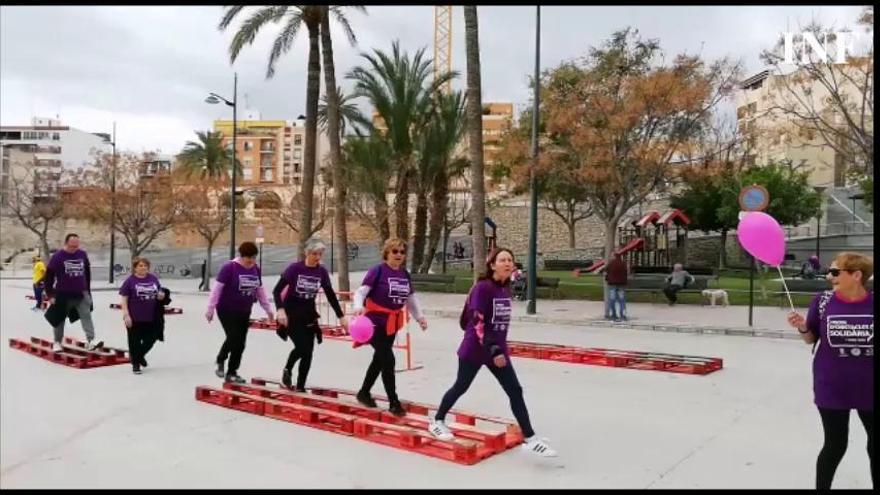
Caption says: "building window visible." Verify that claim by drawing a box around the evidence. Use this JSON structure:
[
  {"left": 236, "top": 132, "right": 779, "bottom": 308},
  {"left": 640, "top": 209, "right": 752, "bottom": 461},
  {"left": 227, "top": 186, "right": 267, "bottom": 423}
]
[
  {"left": 293, "top": 149, "right": 302, "bottom": 159},
  {"left": 243, "top": 168, "right": 253, "bottom": 181},
  {"left": 294, "top": 135, "right": 302, "bottom": 146},
  {"left": 294, "top": 162, "right": 301, "bottom": 174},
  {"left": 52, "top": 132, "right": 60, "bottom": 140},
  {"left": 244, "top": 141, "right": 253, "bottom": 151}
]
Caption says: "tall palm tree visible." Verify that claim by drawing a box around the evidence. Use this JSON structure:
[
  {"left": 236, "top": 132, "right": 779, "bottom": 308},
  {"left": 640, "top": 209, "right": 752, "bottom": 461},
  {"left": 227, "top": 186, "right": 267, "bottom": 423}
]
[
  {"left": 320, "top": 5, "right": 365, "bottom": 291},
  {"left": 342, "top": 134, "right": 393, "bottom": 247},
  {"left": 464, "top": 6, "right": 487, "bottom": 281},
  {"left": 219, "top": 5, "right": 324, "bottom": 257},
  {"left": 347, "top": 40, "right": 457, "bottom": 243},
  {"left": 176, "top": 130, "right": 239, "bottom": 179},
  {"left": 415, "top": 91, "right": 468, "bottom": 273},
  {"left": 318, "top": 88, "right": 371, "bottom": 139}
]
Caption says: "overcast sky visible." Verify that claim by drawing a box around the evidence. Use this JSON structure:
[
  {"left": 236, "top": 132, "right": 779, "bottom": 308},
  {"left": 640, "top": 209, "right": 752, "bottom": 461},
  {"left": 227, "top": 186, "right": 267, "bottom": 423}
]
[{"left": 0, "top": 5, "right": 867, "bottom": 155}]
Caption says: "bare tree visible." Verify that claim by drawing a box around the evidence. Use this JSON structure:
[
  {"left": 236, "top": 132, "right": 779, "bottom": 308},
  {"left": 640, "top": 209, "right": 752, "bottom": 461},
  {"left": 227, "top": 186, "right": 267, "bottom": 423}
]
[
  {"left": 3, "top": 161, "right": 65, "bottom": 260},
  {"left": 277, "top": 187, "right": 329, "bottom": 239},
  {"left": 177, "top": 177, "right": 232, "bottom": 290}
]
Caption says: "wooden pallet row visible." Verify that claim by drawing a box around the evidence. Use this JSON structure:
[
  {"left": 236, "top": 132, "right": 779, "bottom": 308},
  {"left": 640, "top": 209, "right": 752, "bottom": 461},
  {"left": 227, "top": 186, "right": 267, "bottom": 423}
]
[
  {"left": 506, "top": 341, "right": 723, "bottom": 375},
  {"left": 195, "top": 377, "right": 523, "bottom": 465},
  {"left": 8, "top": 337, "right": 130, "bottom": 368}
]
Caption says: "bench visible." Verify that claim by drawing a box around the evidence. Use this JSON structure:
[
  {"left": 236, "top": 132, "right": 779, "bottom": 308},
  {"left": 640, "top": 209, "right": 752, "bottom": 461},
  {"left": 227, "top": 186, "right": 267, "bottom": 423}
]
[
  {"left": 633, "top": 266, "right": 717, "bottom": 278},
  {"left": 624, "top": 277, "right": 709, "bottom": 304},
  {"left": 543, "top": 259, "right": 593, "bottom": 271},
  {"left": 411, "top": 273, "right": 457, "bottom": 293}
]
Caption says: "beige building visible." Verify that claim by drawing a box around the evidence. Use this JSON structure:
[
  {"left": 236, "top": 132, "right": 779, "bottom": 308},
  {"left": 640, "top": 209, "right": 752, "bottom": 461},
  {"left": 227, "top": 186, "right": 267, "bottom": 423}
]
[{"left": 735, "top": 61, "right": 872, "bottom": 188}]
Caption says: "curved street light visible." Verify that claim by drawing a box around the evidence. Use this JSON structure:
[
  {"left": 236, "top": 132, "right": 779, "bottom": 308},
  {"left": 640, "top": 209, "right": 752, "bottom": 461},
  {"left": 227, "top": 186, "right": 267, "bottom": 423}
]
[{"left": 204, "top": 74, "right": 238, "bottom": 259}]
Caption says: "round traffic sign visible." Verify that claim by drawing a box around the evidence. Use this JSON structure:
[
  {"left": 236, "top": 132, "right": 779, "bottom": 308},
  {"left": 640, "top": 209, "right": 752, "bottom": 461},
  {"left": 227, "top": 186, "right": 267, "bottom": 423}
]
[{"left": 739, "top": 185, "right": 769, "bottom": 212}]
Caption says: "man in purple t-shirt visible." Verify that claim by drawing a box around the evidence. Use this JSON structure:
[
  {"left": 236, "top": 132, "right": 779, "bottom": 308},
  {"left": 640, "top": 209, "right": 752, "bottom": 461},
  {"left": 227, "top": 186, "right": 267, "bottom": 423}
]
[
  {"left": 43, "top": 233, "right": 100, "bottom": 352},
  {"left": 788, "top": 252, "right": 874, "bottom": 489}
]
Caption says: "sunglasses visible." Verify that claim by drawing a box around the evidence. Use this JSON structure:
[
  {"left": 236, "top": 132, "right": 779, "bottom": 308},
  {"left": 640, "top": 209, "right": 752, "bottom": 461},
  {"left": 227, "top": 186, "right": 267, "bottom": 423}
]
[
  {"left": 391, "top": 249, "right": 407, "bottom": 255},
  {"left": 827, "top": 268, "right": 852, "bottom": 277}
]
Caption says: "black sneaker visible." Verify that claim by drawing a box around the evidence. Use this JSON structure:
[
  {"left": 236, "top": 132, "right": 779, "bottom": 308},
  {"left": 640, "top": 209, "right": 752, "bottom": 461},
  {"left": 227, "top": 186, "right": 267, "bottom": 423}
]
[
  {"left": 356, "top": 391, "right": 377, "bottom": 408},
  {"left": 294, "top": 386, "right": 307, "bottom": 393},
  {"left": 140, "top": 357, "right": 148, "bottom": 368},
  {"left": 389, "top": 401, "right": 406, "bottom": 417},
  {"left": 215, "top": 362, "right": 225, "bottom": 379},
  {"left": 133, "top": 366, "right": 142, "bottom": 375},
  {"left": 225, "top": 373, "right": 246, "bottom": 384},
  {"left": 281, "top": 368, "right": 293, "bottom": 389}
]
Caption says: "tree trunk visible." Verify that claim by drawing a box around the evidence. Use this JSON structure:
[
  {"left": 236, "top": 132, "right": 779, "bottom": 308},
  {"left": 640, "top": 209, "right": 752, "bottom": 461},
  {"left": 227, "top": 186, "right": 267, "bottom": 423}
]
[
  {"left": 464, "top": 6, "right": 486, "bottom": 281},
  {"left": 719, "top": 228, "right": 728, "bottom": 270},
  {"left": 320, "top": 8, "right": 349, "bottom": 291},
  {"left": 393, "top": 163, "right": 410, "bottom": 242},
  {"left": 420, "top": 168, "right": 449, "bottom": 273},
  {"left": 376, "top": 197, "right": 391, "bottom": 245},
  {"left": 411, "top": 188, "right": 429, "bottom": 272},
  {"left": 40, "top": 223, "right": 51, "bottom": 261},
  {"left": 568, "top": 220, "right": 576, "bottom": 249},
  {"left": 299, "top": 22, "right": 322, "bottom": 259},
  {"left": 205, "top": 243, "right": 213, "bottom": 291}
]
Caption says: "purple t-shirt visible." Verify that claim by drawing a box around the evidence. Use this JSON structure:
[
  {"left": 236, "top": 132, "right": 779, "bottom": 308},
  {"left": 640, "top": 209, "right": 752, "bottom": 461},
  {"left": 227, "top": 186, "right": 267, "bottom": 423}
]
[
  {"left": 281, "top": 261, "right": 332, "bottom": 303},
  {"left": 47, "top": 249, "right": 90, "bottom": 294},
  {"left": 362, "top": 263, "right": 413, "bottom": 328},
  {"left": 458, "top": 279, "right": 513, "bottom": 366},
  {"left": 216, "top": 261, "right": 263, "bottom": 314},
  {"left": 119, "top": 273, "right": 161, "bottom": 323},
  {"left": 806, "top": 290, "right": 874, "bottom": 410}
]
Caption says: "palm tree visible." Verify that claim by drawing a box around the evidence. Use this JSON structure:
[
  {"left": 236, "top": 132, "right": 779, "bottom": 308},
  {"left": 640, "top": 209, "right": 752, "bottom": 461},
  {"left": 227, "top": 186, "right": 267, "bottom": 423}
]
[
  {"left": 318, "top": 88, "right": 371, "bottom": 139},
  {"left": 464, "top": 6, "right": 487, "bottom": 281},
  {"left": 320, "top": 5, "right": 365, "bottom": 292},
  {"left": 343, "top": 133, "right": 393, "bottom": 248},
  {"left": 219, "top": 5, "right": 324, "bottom": 257},
  {"left": 347, "top": 40, "right": 457, "bottom": 243},
  {"left": 416, "top": 91, "right": 468, "bottom": 273},
  {"left": 176, "top": 130, "right": 238, "bottom": 179}
]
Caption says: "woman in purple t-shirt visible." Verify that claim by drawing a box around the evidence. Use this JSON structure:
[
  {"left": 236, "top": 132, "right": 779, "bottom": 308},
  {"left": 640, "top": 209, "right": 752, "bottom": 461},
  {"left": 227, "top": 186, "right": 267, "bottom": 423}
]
[
  {"left": 119, "top": 257, "right": 165, "bottom": 375},
  {"left": 205, "top": 242, "right": 275, "bottom": 383},
  {"left": 427, "top": 248, "right": 557, "bottom": 457},
  {"left": 351, "top": 238, "right": 428, "bottom": 417},
  {"left": 273, "top": 238, "right": 347, "bottom": 391},
  {"left": 787, "top": 252, "right": 874, "bottom": 489}
]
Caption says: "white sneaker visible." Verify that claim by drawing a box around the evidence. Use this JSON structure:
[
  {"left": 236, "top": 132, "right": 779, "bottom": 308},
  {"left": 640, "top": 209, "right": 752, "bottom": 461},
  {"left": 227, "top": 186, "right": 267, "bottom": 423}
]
[
  {"left": 86, "top": 340, "right": 103, "bottom": 351},
  {"left": 428, "top": 419, "right": 454, "bottom": 441},
  {"left": 522, "top": 437, "right": 557, "bottom": 457},
  {"left": 52, "top": 342, "right": 63, "bottom": 353}
]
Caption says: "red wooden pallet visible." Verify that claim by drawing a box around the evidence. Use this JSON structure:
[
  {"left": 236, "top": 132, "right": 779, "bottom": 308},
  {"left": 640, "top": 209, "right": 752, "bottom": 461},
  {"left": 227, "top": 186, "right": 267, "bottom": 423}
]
[
  {"left": 506, "top": 340, "right": 723, "bottom": 375},
  {"left": 109, "top": 303, "right": 182, "bottom": 314},
  {"left": 195, "top": 377, "right": 523, "bottom": 465},
  {"left": 8, "top": 337, "right": 130, "bottom": 368}
]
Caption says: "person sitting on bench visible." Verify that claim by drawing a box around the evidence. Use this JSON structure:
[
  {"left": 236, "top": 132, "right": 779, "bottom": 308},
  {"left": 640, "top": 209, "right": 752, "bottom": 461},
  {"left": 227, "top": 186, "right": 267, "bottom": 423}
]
[{"left": 663, "top": 263, "right": 694, "bottom": 306}]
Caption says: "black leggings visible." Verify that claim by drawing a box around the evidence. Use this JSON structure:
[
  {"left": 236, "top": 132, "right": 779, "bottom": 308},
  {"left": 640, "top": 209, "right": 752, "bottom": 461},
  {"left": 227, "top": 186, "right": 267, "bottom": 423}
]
[
  {"left": 359, "top": 328, "right": 399, "bottom": 404},
  {"left": 216, "top": 310, "right": 252, "bottom": 376},
  {"left": 435, "top": 358, "right": 535, "bottom": 439},
  {"left": 126, "top": 321, "right": 158, "bottom": 368},
  {"left": 817, "top": 407, "right": 874, "bottom": 489},
  {"left": 285, "top": 318, "right": 318, "bottom": 389}
]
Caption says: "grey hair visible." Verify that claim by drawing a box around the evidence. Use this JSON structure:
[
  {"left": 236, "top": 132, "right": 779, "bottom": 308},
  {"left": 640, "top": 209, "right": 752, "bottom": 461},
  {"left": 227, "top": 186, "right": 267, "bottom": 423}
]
[{"left": 304, "top": 238, "right": 327, "bottom": 254}]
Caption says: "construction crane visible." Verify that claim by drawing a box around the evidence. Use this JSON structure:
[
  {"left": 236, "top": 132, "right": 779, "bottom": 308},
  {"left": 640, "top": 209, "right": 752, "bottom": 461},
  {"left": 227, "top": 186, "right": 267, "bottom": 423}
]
[{"left": 433, "top": 6, "right": 453, "bottom": 94}]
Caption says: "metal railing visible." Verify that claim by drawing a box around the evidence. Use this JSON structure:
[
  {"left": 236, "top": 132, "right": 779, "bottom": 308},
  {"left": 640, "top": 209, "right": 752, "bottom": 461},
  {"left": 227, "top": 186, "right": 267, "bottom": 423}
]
[{"left": 784, "top": 221, "right": 874, "bottom": 239}]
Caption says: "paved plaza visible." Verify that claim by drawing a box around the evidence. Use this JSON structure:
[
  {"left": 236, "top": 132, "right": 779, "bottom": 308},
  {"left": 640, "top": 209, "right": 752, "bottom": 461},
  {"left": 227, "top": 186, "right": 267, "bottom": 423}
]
[{"left": 0, "top": 276, "right": 872, "bottom": 488}]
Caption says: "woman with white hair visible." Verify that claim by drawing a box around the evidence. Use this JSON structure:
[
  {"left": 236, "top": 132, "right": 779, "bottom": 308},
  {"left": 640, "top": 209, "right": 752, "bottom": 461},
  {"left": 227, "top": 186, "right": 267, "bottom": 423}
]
[{"left": 273, "top": 238, "right": 347, "bottom": 391}]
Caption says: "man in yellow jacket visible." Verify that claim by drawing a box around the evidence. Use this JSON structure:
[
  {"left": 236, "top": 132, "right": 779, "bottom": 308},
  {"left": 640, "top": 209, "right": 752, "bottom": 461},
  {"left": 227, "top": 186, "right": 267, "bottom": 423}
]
[{"left": 32, "top": 255, "right": 46, "bottom": 311}]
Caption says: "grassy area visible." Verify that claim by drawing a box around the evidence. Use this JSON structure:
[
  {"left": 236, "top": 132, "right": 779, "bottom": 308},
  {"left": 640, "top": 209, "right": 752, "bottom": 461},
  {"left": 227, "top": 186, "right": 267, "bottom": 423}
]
[{"left": 433, "top": 269, "right": 814, "bottom": 307}]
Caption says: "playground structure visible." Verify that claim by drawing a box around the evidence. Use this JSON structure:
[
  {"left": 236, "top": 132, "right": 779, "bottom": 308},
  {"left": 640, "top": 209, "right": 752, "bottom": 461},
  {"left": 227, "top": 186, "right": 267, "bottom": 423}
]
[{"left": 579, "top": 209, "right": 691, "bottom": 274}]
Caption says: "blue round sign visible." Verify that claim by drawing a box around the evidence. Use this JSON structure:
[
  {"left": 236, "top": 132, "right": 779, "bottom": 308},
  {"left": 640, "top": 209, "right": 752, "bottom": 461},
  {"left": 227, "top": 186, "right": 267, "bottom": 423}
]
[{"left": 739, "top": 185, "right": 769, "bottom": 212}]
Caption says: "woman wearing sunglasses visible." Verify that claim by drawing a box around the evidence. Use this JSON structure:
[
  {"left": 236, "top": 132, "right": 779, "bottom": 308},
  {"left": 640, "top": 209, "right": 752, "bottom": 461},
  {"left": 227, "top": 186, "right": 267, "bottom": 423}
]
[
  {"left": 787, "top": 252, "right": 874, "bottom": 489},
  {"left": 351, "top": 238, "right": 428, "bottom": 417}
]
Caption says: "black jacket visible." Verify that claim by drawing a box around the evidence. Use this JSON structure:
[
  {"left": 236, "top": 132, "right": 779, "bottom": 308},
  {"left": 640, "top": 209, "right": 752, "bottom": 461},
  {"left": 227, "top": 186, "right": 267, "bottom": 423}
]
[{"left": 44, "top": 292, "right": 89, "bottom": 327}]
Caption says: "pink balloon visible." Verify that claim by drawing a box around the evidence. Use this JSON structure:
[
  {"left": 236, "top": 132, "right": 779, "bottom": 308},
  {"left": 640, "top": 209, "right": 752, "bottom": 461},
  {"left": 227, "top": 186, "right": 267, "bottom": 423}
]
[
  {"left": 736, "top": 211, "right": 786, "bottom": 266},
  {"left": 349, "top": 316, "right": 374, "bottom": 344}
]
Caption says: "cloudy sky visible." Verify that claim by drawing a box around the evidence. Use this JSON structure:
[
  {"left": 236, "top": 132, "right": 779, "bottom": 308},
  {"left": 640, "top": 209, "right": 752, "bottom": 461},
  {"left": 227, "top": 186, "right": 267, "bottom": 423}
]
[{"left": 0, "top": 5, "right": 867, "bottom": 155}]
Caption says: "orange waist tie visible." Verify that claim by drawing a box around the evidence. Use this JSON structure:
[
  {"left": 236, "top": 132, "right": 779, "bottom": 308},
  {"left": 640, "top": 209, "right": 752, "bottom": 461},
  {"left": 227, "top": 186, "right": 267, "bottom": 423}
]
[{"left": 365, "top": 299, "right": 407, "bottom": 336}]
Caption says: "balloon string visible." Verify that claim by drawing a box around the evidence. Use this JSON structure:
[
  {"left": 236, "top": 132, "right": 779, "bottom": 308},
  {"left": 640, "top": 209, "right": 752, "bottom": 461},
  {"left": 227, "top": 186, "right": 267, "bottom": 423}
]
[{"left": 777, "top": 265, "right": 796, "bottom": 312}]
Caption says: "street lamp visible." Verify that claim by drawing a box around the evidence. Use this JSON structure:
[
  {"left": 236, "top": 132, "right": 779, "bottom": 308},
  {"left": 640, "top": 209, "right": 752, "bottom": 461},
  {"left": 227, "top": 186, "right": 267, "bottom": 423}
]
[
  {"left": 813, "top": 185, "right": 826, "bottom": 262},
  {"left": 526, "top": 6, "right": 541, "bottom": 315},
  {"left": 108, "top": 122, "right": 117, "bottom": 283},
  {"left": 205, "top": 72, "right": 238, "bottom": 259}
]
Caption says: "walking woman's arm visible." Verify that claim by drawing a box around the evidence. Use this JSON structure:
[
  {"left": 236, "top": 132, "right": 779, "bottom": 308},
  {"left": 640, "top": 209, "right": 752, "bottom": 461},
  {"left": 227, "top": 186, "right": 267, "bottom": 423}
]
[
  {"left": 272, "top": 277, "right": 289, "bottom": 310},
  {"left": 255, "top": 286, "right": 274, "bottom": 319}
]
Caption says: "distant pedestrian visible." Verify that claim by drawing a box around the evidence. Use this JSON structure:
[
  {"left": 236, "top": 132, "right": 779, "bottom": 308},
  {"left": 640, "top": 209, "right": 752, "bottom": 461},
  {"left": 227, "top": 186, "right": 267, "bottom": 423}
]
[
  {"left": 663, "top": 263, "right": 694, "bottom": 306},
  {"left": 605, "top": 253, "right": 628, "bottom": 321},
  {"left": 32, "top": 255, "right": 46, "bottom": 311}
]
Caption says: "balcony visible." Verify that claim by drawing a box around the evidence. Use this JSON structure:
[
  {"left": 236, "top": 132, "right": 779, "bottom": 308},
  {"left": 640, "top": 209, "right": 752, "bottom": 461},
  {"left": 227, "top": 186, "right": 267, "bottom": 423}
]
[{"left": 260, "top": 142, "right": 276, "bottom": 153}]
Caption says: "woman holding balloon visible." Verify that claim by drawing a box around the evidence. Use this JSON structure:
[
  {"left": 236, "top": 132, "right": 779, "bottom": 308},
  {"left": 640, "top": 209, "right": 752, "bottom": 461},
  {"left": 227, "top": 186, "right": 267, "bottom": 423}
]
[
  {"left": 273, "top": 239, "right": 347, "bottom": 391},
  {"left": 787, "top": 252, "right": 874, "bottom": 490},
  {"left": 350, "top": 238, "right": 428, "bottom": 417}
]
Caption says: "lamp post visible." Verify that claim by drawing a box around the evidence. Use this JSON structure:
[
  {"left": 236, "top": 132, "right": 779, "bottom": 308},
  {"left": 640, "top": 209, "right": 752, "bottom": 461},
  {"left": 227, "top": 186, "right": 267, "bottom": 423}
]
[
  {"left": 108, "top": 122, "right": 117, "bottom": 283},
  {"left": 255, "top": 224, "right": 264, "bottom": 268},
  {"left": 205, "top": 72, "right": 238, "bottom": 259},
  {"left": 526, "top": 5, "right": 541, "bottom": 315},
  {"left": 813, "top": 185, "right": 826, "bottom": 262}
]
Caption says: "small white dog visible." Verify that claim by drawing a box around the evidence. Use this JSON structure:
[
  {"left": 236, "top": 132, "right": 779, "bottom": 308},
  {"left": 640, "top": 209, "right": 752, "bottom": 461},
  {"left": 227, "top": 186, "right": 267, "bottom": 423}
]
[{"left": 702, "top": 289, "right": 729, "bottom": 307}]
